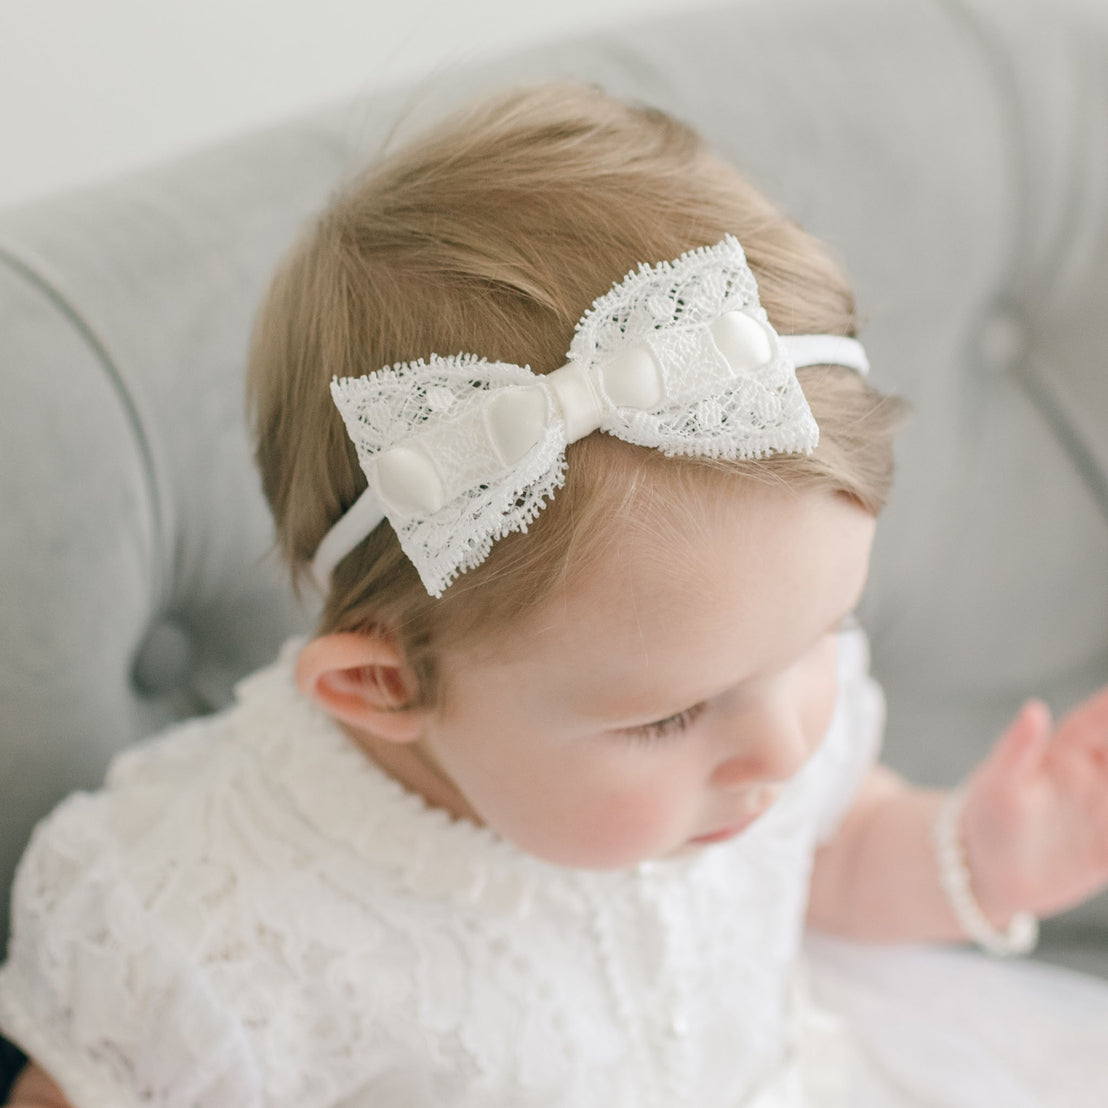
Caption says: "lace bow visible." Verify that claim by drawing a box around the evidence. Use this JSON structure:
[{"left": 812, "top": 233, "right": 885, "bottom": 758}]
[{"left": 313, "top": 236, "right": 868, "bottom": 596}]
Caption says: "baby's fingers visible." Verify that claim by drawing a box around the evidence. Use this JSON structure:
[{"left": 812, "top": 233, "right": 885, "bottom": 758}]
[
  {"left": 991, "top": 699, "right": 1053, "bottom": 781},
  {"left": 1055, "top": 685, "right": 1108, "bottom": 752}
]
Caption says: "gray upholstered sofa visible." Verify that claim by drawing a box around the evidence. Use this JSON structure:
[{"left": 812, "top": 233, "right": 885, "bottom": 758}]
[{"left": 2, "top": 0, "right": 1107, "bottom": 1085}]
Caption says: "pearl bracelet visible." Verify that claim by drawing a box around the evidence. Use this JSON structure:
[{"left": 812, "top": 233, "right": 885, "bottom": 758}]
[{"left": 933, "top": 786, "right": 1039, "bottom": 957}]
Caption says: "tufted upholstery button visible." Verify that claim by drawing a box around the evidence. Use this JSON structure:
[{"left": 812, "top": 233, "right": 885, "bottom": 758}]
[
  {"left": 978, "top": 311, "right": 1028, "bottom": 373},
  {"left": 132, "top": 620, "right": 197, "bottom": 696}
]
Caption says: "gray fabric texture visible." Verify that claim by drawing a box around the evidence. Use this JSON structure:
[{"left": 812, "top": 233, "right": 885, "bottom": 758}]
[{"left": 1, "top": 0, "right": 1106, "bottom": 979}]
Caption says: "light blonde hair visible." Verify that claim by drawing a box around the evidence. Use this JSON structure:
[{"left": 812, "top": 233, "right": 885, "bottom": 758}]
[{"left": 247, "top": 84, "right": 905, "bottom": 706}]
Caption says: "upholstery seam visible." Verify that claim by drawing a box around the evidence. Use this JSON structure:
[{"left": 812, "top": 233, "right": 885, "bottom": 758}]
[{"left": 0, "top": 245, "right": 168, "bottom": 610}]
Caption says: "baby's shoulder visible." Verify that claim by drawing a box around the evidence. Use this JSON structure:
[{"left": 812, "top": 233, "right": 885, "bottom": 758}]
[
  {"left": 7, "top": 707, "right": 240, "bottom": 940},
  {"left": 30, "top": 644, "right": 310, "bottom": 871}
]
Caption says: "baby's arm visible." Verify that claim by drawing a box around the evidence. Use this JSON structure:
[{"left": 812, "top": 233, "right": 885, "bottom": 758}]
[
  {"left": 808, "top": 686, "right": 1108, "bottom": 942},
  {"left": 806, "top": 765, "right": 968, "bottom": 940},
  {"left": 5, "top": 1062, "right": 72, "bottom": 1108}
]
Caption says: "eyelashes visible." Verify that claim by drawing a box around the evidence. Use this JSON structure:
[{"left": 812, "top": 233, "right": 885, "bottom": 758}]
[{"left": 623, "top": 701, "right": 708, "bottom": 744}]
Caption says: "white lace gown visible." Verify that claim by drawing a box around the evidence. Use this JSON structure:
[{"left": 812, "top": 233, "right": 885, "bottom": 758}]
[{"left": 1, "top": 631, "right": 1106, "bottom": 1107}]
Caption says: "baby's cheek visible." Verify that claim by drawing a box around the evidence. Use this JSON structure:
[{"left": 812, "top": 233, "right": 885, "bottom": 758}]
[
  {"left": 574, "top": 783, "right": 684, "bottom": 867},
  {"left": 479, "top": 777, "right": 659, "bottom": 869},
  {"left": 801, "top": 644, "right": 840, "bottom": 749}
]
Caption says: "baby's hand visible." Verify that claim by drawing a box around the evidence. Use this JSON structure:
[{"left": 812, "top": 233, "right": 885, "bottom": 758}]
[{"left": 961, "top": 687, "right": 1108, "bottom": 923}]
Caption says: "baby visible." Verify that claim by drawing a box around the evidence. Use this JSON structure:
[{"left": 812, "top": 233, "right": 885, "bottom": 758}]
[{"left": 3, "top": 83, "right": 1108, "bottom": 1107}]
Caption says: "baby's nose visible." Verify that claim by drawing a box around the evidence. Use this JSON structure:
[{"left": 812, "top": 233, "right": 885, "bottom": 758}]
[{"left": 709, "top": 715, "right": 810, "bottom": 791}]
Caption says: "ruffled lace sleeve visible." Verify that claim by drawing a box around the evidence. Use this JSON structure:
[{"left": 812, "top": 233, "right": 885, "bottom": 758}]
[
  {"left": 0, "top": 719, "right": 261, "bottom": 1108},
  {"left": 809, "top": 625, "right": 886, "bottom": 845}
]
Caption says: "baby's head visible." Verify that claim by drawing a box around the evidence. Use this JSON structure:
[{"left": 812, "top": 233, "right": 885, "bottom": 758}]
[{"left": 247, "top": 84, "right": 902, "bottom": 867}]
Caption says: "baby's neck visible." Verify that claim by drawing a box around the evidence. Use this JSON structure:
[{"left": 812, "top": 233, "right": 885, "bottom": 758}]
[{"left": 340, "top": 722, "right": 482, "bottom": 825}]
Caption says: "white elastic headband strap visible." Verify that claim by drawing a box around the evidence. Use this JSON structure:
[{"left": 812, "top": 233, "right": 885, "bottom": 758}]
[
  {"left": 312, "top": 485, "right": 389, "bottom": 589},
  {"left": 310, "top": 332, "right": 868, "bottom": 591},
  {"left": 782, "top": 334, "right": 869, "bottom": 377}
]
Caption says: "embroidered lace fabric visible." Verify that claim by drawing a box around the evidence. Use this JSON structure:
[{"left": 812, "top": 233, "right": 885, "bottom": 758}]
[{"left": 3, "top": 630, "right": 1108, "bottom": 1107}]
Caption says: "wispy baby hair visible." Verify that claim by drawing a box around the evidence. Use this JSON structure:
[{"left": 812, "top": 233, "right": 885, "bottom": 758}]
[{"left": 247, "top": 83, "right": 904, "bottom": 707}]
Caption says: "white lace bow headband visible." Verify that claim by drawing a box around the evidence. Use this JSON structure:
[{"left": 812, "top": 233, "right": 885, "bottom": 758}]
[{"left": 312, "top": 235, "right": 869, "bottom": 596}]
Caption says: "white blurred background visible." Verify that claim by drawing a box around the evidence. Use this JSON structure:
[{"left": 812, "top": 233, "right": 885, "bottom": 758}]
[{"left": 0, "top": 0, "right": 713, "bottom": 210}]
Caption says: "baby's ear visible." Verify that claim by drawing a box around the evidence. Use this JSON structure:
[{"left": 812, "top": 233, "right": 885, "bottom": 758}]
[{"left": 295, "top": 632, "right": 426, "bottom": 743}]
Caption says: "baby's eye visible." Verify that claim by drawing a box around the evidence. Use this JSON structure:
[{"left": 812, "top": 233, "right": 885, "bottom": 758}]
[{"left": 623, "top": 702, "right": 707, "bottom": 744}]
